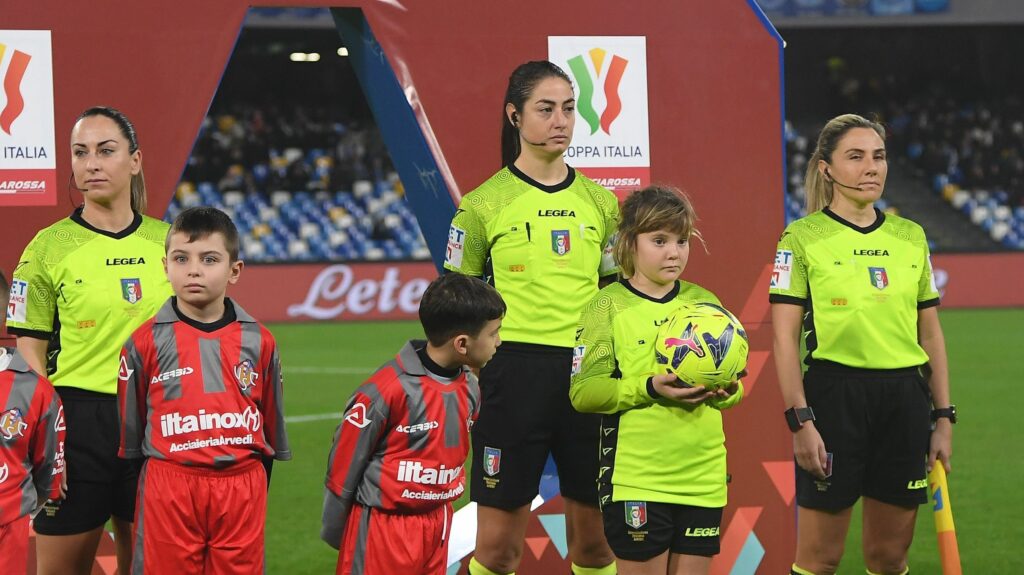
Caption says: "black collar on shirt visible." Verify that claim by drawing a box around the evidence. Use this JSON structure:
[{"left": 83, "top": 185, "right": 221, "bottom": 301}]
[
  {"left": 70, "top": 205, "right": 143, "bottom": 239},
  {"left": 620, "top": 278, "right": 681, "bottom": 304},
  {"left": 398, "top": 340, "right": 466, "bottom": 381},
  {"left": 822, "top": 206, "right": 885, "bottom": 234},
  {"left": 507, "top": 162, "right": 576, "bottom": 193},
  {"left": 153, "top": 296, "right": 255, "bottom": 330},
  {"left": 171, "top": 297, "right": 237, "bottom": 333}
]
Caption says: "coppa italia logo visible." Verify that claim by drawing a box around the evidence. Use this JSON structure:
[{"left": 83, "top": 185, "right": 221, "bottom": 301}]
[
  {"left": 0, "top": 42, "right": 31, "bottom": 135},
  {"left": 566, "top": 48, "right": 628, "bottom": 136}
]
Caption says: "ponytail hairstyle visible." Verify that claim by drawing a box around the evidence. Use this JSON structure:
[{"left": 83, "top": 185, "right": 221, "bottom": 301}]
[
  {"left": 75, "top": 106, "right": 147, "bottom": 214},
  {"left": 804, "top": 113, "right": 886, "bottom": 213},
  {"left": 614, "top": 185, "right": 704, "bottom": 279},
  {"left": 500, "top": 61, "right": 573, "bottom": 167}
]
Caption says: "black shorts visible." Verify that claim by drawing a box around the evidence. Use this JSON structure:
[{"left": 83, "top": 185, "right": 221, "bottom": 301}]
[
  {"left": 796, "top": 363, "right": 931, "bottom": 511},
  {"left": 602, "top": 500, "right": 722, "bottom": 561},
  {"left": 33, "top": 388, "right": 140, "bottom": 535},
  {"left": 470, "top": 343, "right": 602, "bottom": 509}
]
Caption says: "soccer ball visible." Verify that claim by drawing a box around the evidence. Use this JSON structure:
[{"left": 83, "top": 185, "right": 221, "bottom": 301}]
[{"left": 654, "top": 302, "right": 749, "bottom": 390}]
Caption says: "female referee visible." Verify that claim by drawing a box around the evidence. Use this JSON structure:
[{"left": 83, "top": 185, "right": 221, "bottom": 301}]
[
  {"left": 444, "top": 60, "right": 619, "bottom": 575},
  {"left": 7, "top": 106, "right": 172, "bottom": 575},
  {"left": 770, "top": 114, "right": 954, "bottom": 575}
]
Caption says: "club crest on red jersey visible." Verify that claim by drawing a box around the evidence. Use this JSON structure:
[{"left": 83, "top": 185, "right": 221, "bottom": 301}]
[
  {"left": 625, "top": 501, "right": 647, "bottom": 529},
  {"left": 551, "top": 229, "right": 571, "bottom": 256},
  {"left": 483, "top": 446, "right": 501, "bottom": 476},
  {"left": 121, "top": 278, "right": 143, "bottom": 304},
  {"left": 233, "top": 359, "right": 259, "bottom": 391},
  {"left": 868, "top": 267, "right": 888, "bottom": 290},
  {"left": 344, "top": 402, "right": 371, "bottom": 428},
  {"left": 0, "top": 408, "right": 28, "bottom": 441}
]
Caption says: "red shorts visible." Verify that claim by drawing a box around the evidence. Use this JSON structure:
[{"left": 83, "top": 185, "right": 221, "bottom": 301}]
[
  {"left": 0, "top": 515, "right": 28, "bottom": 574},
  {"left": 337, "top": 503, "right": 452, "bottom": 575},
  {"left": 133, "top": 458, "right": 266, "bottom": 575}
]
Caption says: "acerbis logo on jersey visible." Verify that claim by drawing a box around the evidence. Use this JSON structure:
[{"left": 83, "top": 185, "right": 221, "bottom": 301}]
[
  {"left": 151, "top": 366, "right": 194, "bottom": 384},
  {"left": 233, "top": 359, "right": 259, "bottom": 391},
  {"left": 869, "top": 267, "right": 889, "bottom": 290},
  {"left": 772, "top": 249, "right": 793, "bottom": 289},
  {"left": 483, "top": 446, "right": 501, "bottom": 476},
  {"left": 0, "top": 462, "right": 8, "bottom": 483},
  {"left": 54, "top": 405, "right": 65, "bottom": 432},
  {"left": 160, "top": 406, "right": 261, "bottom": 437},
  {"left": 395, "top": 421, "right": 438, "bottom": 433},
  {"left": 396, "top": 460, "right": 462, "bottom": 485},
  {"left": 0, "top": 408, "right": 28, "bottom": 440},
  {"left": 624, "top": 501, "right": 647, "bottom": 529},
  {"left": 344, "top": 402, "right": 371, "bottom": 428},
  {"left": 118, "top": 356, "right": 134, "bottom": 382},
  {"left": 121, "top": 278, "right": 143, "bottom": 304},
  {"left": 446, "top": 225, "right": 466, "bottom": 269},
  {"left": 551, "top": 229, "right": 571, "bottom": 255},
  {"left": 7, "top": 279, "right": 28, "bottom": 323}
]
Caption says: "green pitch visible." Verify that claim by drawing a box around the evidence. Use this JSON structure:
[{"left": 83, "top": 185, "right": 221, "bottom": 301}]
[{"left": 263, "top": 309, "right": 1022, "bottom": 573}]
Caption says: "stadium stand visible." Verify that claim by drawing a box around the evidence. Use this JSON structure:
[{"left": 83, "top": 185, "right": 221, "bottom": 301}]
[{"left": 166, "top": 107, "right": 432, "bottom": 263}]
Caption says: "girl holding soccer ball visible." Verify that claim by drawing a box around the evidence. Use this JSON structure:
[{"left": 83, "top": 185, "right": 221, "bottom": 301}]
[
  {"left": 571, "top": 185, "right": 743, "bottom": 575},
  {"left": 771, "top": 114, "right": 953, "bottom": 575}
]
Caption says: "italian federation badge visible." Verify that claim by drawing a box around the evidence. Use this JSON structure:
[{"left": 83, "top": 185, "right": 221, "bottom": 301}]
[
  {"left": 121, "top": 278, "right": 143, "bottom": 304},
  {"left": 868, "top": 267, "right": 888, "bottom": 290},
  {"left": 625, "top": 501, "right": 647, "bottom": 529},
  {"left": 551, "top": 230, "right": 571, "bottom": 256},
  {"left": 483, "top": 446, "right": 501, "bottom": 476}
]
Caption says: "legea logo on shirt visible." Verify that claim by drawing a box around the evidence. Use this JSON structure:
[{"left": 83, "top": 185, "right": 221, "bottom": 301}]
[{"left": 159, "top": 406, "right": 261, "bottom": 437}]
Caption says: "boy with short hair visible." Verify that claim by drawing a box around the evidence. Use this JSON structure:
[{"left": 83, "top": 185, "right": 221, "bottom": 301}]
[
  {"left": 117, "top": 206, "right": 290, "bottom": 574},
  {"left": 321, "top": 273, "right": 505, "bottom": 575},
  {"left": 0, "top": 271, "right": 66, "bottom": 573}
]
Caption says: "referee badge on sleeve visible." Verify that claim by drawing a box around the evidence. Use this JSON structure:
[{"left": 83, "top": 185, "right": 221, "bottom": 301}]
[
  {"left": 446, "top": 225, "right": 466, "bottom": 268},
  {"left": 771, "top": 250, "right": 793, "bottom": 289},
  {"left": 571, "top": 345, "right": 586, "bottom": 376}
]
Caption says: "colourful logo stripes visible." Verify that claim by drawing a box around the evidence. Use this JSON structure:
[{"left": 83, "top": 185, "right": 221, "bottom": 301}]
[
  {"left": 0, "top": 43, "right": 32, "bottom": 135},
  {"left": 567, "top": 48, "right": 628, "bottom": 135}
]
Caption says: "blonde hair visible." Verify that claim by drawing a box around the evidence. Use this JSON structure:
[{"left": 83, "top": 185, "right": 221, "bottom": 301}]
[
  {"left": 805, "top": 114, "right": 886, "bottom": 213},
  {"left": 614, "top": 185, "right": 703, "bottom": 278}
]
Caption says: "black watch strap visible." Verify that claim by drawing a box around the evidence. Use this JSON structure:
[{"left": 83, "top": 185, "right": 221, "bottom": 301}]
[
  {"left": 931, "top": 405, "right": 957, "bottom": 424},
  {"left": 785, "top": 406, "right": 815, "bottom": 432}
]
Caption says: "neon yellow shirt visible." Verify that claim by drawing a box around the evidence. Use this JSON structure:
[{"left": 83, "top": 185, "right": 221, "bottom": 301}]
[
  {"left": 769, "top": 208, "right": 940, "bottom": 369},
  {"left": 7, "top": 209, "right": 172, "bottom": 394},
  {"left": 444, "top": 165, "right": 619, "bottom": 347}
]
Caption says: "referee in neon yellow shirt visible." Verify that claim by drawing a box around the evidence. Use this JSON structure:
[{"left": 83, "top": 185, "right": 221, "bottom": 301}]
[
  {"left": 770, "top": 114, "right": 954, "bottom": 575},
  {"left": 7, "top": 107, "right": 171, "bottom": 575}
]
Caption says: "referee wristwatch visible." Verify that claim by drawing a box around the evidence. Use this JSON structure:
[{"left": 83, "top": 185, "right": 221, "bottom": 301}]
[
  {"left": 931, "top": 405, "right": 957, "bottom": 424},
  {"left": 785, "top": 406, "right": 815, "bottom": 432}
]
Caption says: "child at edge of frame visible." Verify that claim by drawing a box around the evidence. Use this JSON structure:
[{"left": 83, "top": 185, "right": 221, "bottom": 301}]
[
  {"left": 321, "top": 272, "right": 506, "bottom": 575},
  {"left": 117, "top": 206, "right": 291, "bottom": 575},
  {"left": 0, "top": 270, "right": 67, "bottom": 574}
]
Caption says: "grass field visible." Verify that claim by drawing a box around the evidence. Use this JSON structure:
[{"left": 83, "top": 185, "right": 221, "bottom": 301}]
[{"left": 264, "top": 308, "right": 1023, "bottom": 574}]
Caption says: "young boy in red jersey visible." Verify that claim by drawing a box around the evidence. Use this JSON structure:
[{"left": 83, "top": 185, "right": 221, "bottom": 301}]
[
  {"left": 0, "top": 271, "right": 65, "bottom": 573},
  {"left": 321, "top": 272, "right": 505, "bottom": 575},
  {"left": 117, "top": 207, "right": 290, "bottom": 575}
]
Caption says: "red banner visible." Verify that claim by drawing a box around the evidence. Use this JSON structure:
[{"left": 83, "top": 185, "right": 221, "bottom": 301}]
[
  {"left": 930, "top": 253, "right": 1024, "bottom": 308},
  {"left": 229, "top": 262, "right": 438, "bottom": 323}
]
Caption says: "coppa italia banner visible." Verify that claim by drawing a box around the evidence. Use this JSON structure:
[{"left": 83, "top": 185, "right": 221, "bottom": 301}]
[
  {"left": 548, "top": 36, "right": 650, "bottom": 197},
  {"left": 0, "top": 30, "right": 56, "bottom": 207},
  {"left": 229, "top": 261, "right": 437, "bottom": 322}
]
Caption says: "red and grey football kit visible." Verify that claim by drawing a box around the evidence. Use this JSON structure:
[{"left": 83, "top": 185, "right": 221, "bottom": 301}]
[
  {"left": 118, "top": 298, "right": 290, "bottom": 575},
  {"left": 0, "top": 347, "right": 65, "bottom": 573},
  {"left": 321, "top": 341, "right": 480, "bottom": 575}
]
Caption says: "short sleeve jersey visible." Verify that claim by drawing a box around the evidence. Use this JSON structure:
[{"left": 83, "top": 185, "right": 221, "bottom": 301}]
[
  {"left": 118, "top": 298, "right": 291, "bottom": 467},
  {"left": 571, "top": 280, "right": 736, "bottom": 508},
  {"left": 443, "top": 165, "right": 619, "bottom": 348},
  {"left": 7, "top": 208, "right": 172, "bottom": 394},
  {"left": 321, "top": 341, "right": 480, "bottom": 544},
  {"left": 768, "top": 208, "right": 940, "bottom": 369},
  {"left": 0, "top": 347, "right": 65, "bottom": 525}
]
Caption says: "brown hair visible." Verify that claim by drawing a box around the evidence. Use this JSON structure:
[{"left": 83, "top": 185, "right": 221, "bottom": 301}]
[
  {"left": 166, "top": 206, "right": 241, "bottom": 262},
  {"left": 805, "top": 114, "right": 886, "bottom": 213},
  {"left": 75, "top": 106, "right": 147, "bottom": 214},
  {"left": 614, "top": 185, "right": 703, "bottom": 278}
]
